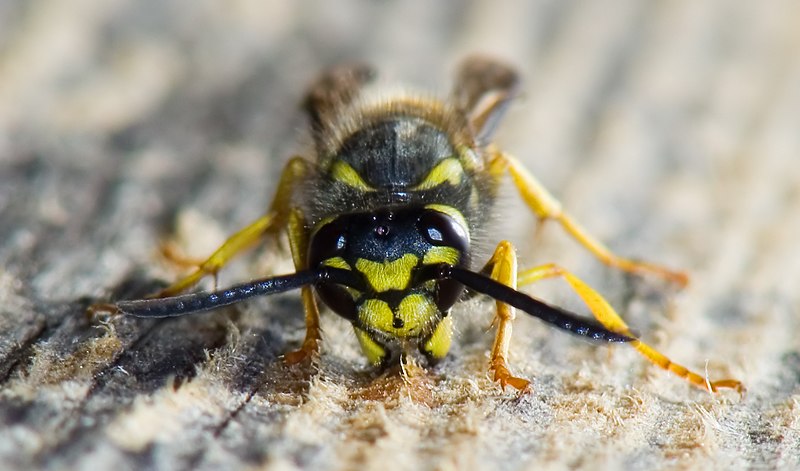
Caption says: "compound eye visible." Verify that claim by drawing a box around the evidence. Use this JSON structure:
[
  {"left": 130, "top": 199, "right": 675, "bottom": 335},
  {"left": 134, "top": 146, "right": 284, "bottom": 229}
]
[
  {"left": 416, "top": 209, "right": 469, "bottom": 254},
  {"left": 308, "top": 219, "right": 347, "bottom": 267}
]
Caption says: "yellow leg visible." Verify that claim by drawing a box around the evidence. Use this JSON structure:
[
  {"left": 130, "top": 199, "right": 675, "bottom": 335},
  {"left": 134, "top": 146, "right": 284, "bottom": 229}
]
[
  {"left": 282, "top": 208, "right": 322, "bottom": 365},
  {"left": 484, "top": 240, "right": 532, "bottom": 393},
  {"left": 151, "top": 157, "right": 310, "bottom": 298},
  {"left": 151, "top": 213, "right": 276, "bottom": 297},
  {"left": 489, "top": 151, "right": 689, "bottom": 287},
  {"left": 159, "top": 241, "right": 207, "bottom": 268},
  {"left": 518, "top": 263, "right": 743, "bottom": 393}
]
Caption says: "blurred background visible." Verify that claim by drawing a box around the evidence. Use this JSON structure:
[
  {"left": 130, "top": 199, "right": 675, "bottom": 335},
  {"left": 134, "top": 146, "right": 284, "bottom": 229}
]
[{"left": 1, "top": 1, "right": 798, "bottom": 470}]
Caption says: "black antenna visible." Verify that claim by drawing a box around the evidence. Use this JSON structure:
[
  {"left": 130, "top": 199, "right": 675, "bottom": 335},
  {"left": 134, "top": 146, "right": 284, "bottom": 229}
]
[
  {"left": 107, "top": 267, "right": 364, "bottom": 318},
  {"left": 427, "top": 265, "right": 632, "bottom": 343}
]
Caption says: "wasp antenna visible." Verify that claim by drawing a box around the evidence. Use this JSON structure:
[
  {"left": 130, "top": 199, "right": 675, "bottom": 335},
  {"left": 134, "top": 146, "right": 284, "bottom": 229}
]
[
  {"left": 115, "top": 268, "right": 363, "bottom": 318},
  {"left": 445, "top": 266, "right": 632, "bottom": 343}
]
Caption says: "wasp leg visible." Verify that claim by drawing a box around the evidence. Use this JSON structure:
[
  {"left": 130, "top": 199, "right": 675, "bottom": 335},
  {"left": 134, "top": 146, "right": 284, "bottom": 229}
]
[
  {"left": 483, "top": 240, "right": 532, "bottom": 393},
  {"left": 488, "top": 151, "right": 689, "bottom": 287},
  {"left": 282, "top": 207, "right": 322, "bottom": 365},
  {"left": 518, "top": 263, "right": 743, "bottom": 393},
  {"left": 160, "top": 241, "right": 207, "bottom": 268},
  {"left": 150, "top": 213, "right": 275, "bottom": 298},
  {"left": 151, "top": 157, "right": 310, "bottom": 298}
]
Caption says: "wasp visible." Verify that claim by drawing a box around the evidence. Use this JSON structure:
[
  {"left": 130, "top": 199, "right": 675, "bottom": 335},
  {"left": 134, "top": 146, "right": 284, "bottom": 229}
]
[{"left": 91, "top": 56, "right": 742, "bottom": 394}]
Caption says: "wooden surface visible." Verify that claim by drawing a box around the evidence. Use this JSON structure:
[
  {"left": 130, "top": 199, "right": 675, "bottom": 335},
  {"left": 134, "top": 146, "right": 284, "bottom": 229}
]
[{"left": 1, "top": 1, "right": 799, "bottom": 470}]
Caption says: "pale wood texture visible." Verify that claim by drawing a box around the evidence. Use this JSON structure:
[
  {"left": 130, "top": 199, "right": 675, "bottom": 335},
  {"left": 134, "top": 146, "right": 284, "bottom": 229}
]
[{"left": 1, "top": 1, "right": 799, "bottom": 470}]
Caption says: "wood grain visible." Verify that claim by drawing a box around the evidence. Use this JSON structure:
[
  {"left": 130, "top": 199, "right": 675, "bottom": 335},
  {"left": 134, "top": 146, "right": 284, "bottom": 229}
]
[{"left": 1, "top": 1, "right": 798, "bottom": 470}]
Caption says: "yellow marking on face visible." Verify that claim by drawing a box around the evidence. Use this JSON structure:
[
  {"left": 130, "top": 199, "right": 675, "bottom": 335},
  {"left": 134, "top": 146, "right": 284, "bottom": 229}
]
[
  {"left": 413, "top": 158, "right": 464, "bottom": 190},
  {"left": 355, "top": 254, "right": 419, "bottom": 292},
  {"left": 358, "top": 295, "right": 438, "bottom": 338},
  {"left": 353, "top": 326, "right": 386, "bottom": 365},
  {"left": 423, "top": 316, "right": 453, "bottom": 360},
  {"left": 322, "top": 257, "right": 359, "bottom": 297},
  {"left": 321, "top": 256, "right": 351, "bottom": 270},
  {"left": 330, "top": 160, "right": 374, "bottom": 191},
  {"left": 423, "top": 246, "right": 460, "bottom": 265},
  {"left": 424, "top": 204, "right": 470, "bottom": 242}
]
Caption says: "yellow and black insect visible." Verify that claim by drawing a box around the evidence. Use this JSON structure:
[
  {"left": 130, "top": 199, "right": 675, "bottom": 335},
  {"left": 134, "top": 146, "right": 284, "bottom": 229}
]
[{"left": 93, "top": 57, "right": 742, "bottom": 393}]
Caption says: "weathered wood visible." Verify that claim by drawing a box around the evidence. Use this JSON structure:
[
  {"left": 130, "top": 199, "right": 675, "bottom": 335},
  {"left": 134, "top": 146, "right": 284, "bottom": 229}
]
[{"left": 1, "top": 1, "right": 799, "bottom": 470}]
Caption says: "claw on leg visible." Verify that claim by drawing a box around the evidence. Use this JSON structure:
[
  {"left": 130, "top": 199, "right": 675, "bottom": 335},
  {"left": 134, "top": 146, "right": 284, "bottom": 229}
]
[
  {"left": 149, "top": 157, "right": 312, "bottom": 299},
  {"left": 517, "top": 262, "right": 743, "bottom": 394},
  {"left": 159, "top": 241, "right": 206, "bottom": 269},
  {"left": 149, "top": 212, "right": 277, "bottom": 299},
  {"left": 282, "top": 211, "right": 324, "bottom": 367},
  {"left": 490, "top": 355, "right": 531, "bottom": 393},
  {"left": 284, "top": 336, "right": 321, "bottom": 365},
  {"left": 482, "top": 240, "right": 533, "bottom": 394}
]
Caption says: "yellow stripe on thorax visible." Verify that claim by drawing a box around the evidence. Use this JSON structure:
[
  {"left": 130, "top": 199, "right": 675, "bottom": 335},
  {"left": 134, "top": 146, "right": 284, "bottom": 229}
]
[
  {"left": 456, "top": 144, "right": 481, "bottom": 171},
  {"left": 330, "top": 160, "right": 374, "bottom": 191},
  {"left": 355, "top": 254, "right": 419, "bottom": 292},
  {"left": 413, "top": 157, "right": 464, "bottom": 190}
]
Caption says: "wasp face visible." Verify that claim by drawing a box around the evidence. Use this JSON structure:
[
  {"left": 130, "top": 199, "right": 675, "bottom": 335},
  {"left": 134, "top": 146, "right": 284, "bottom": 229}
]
[{"left": 308, "top": 205, "right": 469, "bottom": 365}]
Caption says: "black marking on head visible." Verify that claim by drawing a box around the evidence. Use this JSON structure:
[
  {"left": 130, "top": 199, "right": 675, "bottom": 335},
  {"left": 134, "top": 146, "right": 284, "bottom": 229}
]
[
  {"left": 308, "top": 206, "right": 472, "bottom": 320},
  {"left": 337, "top": 118, "right": 454, "bottom": 189}
]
